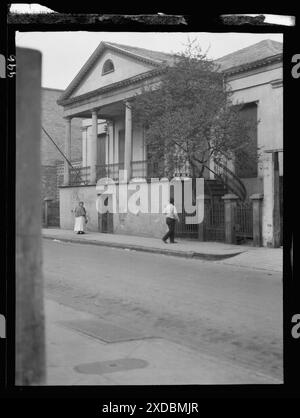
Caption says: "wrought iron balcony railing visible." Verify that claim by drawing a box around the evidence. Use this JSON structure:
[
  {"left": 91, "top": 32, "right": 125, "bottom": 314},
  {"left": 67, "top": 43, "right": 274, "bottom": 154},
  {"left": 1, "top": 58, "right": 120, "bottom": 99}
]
[
  {"left": 96, "top": 161, "right": 165, "bottom": 181},
  {"left": 96, "top": 163, "right": 124, "bottom": 181},
  {"left": 69, "top": 166, "right": 90, "bottom": 185},
  {"left": 131, "top": 160, "right": 166, "bottom": 179}
]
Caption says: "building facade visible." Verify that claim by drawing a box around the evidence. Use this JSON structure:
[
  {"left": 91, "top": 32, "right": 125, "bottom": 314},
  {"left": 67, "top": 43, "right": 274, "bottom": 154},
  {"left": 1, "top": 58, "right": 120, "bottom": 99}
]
[
  {"left": 57, "top": 40, "right": 283, "bottom": 247},
  {"left": 41, "top": 88, "right": 82, "bottom": 225}
]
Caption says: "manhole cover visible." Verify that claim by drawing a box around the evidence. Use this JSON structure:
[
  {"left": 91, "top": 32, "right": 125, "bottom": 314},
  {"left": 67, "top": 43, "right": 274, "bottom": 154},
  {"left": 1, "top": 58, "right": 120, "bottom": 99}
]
[
  {"left": 74, "top": 358, "right": 148, "bottom": 375},
  {"left": 59, "top": 319, "right": 151, "bottom": 343}
]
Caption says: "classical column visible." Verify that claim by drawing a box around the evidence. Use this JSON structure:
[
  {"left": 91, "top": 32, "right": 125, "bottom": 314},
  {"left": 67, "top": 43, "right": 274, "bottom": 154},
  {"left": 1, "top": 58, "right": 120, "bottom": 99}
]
[
  {"left": 250, "top": 193, "right": 264, "bottom": 247},
  {"left": 124, "top": 101, "right": 132, "bottom": 180},
  {"left": 63, "top": 117, "right": 71, "bottom": 185},
  {"left": 90, "top": 109, "right": 98, "bottom": 184},
  {"left": 222, "top": 193, "right": 239, "bottom": 244}
]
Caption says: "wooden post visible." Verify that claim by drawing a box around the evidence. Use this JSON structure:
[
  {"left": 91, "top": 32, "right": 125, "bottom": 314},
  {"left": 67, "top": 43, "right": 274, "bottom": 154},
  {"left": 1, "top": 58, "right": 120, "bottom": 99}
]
[
  {"left": 222, "top": 194, "right": 239, "bottom": 244},
  {"left": 250, "top": 193, "right": 263, "bottom": 247},
  {"left": 16, "top": 47, "right": 46, "bottom": 385}
]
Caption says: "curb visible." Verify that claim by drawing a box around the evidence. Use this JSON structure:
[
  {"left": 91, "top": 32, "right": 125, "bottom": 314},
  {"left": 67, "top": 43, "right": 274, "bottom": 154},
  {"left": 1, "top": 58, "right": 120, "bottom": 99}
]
[{"left": 43, "top": 235, "right": 244, "bottom": 261}]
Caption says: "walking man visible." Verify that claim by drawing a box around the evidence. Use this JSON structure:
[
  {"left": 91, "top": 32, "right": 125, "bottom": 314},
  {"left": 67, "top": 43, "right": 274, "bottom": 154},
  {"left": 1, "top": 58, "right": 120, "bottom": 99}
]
[{"left": 162, "top": 198, "right": 179, "bottom": 243}]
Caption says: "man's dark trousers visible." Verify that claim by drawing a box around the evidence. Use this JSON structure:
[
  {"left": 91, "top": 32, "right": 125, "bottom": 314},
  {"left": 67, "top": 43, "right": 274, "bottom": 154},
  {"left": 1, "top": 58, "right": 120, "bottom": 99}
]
[{"left": 163, "top": 217, "right": 176, "bottom": 243}]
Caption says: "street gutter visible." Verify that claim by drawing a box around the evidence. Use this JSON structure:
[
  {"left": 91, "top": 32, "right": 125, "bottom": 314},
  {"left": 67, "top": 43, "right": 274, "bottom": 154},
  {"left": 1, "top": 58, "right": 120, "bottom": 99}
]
[{"left": 42, "top": 235, "right": 244, "bottom": 261}]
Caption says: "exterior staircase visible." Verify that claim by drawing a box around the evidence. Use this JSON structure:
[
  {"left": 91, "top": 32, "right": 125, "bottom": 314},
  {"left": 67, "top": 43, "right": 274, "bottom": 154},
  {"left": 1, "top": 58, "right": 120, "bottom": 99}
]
[
  {"left": 212, "top": 159, "right": 247, "bottom": 201},
  {"left": 195, "top": 158, "right": 247, "bottom": 201}
]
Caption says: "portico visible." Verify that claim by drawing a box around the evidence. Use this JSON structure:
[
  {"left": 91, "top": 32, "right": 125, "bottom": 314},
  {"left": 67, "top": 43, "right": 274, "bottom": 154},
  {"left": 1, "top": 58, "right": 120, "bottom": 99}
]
[
  {"left": 61, "top": 99, "right": 145, "bottom": 186},
  {"left": 57, "top": 41, "right": 172, "bottom": 189}
]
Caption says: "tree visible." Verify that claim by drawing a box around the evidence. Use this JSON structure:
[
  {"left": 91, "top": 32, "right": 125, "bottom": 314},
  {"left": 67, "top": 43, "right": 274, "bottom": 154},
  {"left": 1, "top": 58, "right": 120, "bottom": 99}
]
[{"left": 132, "top": 40, "right": 258, "bottom": 180}]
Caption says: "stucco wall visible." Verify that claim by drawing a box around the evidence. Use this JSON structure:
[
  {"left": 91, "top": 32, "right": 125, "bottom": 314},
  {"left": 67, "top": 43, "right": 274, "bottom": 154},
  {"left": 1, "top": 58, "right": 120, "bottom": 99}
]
[
  {"left": 59, "top": 185, "right": 99, "bottom": 231},
  {"left": 71, "top": 50, "right": 154, "bottom": 98},
  {"left": 228, "top": 65, "right": 283, "bottom": 176},
  {"left": 60, "top": 180, "right": 169, "bottom": 237},
  {"left": 242, "top": 177, "right": 263, "bottom": 196},
  {"left": 113, "top": 212, "right": 166, "bottom": 238}
]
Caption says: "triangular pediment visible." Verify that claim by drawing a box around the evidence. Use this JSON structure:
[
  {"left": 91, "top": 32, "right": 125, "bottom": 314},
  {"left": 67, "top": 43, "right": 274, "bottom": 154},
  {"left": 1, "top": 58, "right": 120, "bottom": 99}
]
[{"left": 58, "top": 42, "right": 174, "bottom": 104}]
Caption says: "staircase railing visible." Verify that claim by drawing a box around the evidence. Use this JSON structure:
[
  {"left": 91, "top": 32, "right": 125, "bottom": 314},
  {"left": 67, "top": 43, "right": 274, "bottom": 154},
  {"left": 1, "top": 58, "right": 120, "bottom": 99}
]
[
  {"left": 191, "top": 156, "right": 247, "bottom": 201},
  {"left": 211, "top": 159, "right": 247, "bottom": 201}
]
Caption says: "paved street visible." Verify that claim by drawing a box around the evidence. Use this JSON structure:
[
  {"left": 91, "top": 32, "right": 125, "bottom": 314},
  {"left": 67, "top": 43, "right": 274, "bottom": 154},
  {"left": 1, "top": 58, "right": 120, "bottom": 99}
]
[{"left": 43, "top": 239, "right": 283, "bottom": 383}]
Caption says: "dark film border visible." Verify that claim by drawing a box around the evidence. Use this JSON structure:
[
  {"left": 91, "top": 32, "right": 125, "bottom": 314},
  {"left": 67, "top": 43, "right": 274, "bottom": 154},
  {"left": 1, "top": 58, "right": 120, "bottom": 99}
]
[{"left": 1, "top": 3, "right": 299, "bottom": 401}]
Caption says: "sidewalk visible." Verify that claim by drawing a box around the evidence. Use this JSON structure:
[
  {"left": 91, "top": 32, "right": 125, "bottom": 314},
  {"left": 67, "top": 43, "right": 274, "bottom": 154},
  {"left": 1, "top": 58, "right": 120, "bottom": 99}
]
[
  {"left": 42, "top": 228, "right": 283, "bottom": 272},
  {"left": 44, "top": 298, "right": 282, "bottom": 385}
]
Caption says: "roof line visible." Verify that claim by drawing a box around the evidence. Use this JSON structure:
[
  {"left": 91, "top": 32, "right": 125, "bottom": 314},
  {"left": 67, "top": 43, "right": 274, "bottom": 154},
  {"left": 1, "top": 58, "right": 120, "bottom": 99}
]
[
  {"left": 58, "top": 41, "right": 164, "bottom": 103},
  {"left": 42, "top": 87, "right": 64, "bottom": 92},
  {"left": 58, "top": 40, "right": 283, "bottom": 105},
  {"left": 104, "top": 41, "right": 171, "bottom": 64},
  {"left": 222, "top": 53, "right": 282, "bottom": 75}
]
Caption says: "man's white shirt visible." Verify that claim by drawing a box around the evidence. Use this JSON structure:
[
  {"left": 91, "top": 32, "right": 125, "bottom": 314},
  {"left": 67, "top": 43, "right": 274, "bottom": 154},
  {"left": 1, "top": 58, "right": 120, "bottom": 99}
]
[{"left": 163, "top": 203, "right": 179, "bottom": 220}]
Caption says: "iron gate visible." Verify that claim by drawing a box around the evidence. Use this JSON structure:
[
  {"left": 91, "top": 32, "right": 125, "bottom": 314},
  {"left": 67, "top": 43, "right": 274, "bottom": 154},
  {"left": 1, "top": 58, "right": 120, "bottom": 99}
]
[
  {"left": 175, "top": 210, "right": 198, "bottom": 238},
  {"left": 234, "top": 200, "right": 253, "bottom": 240},
  {"left": 203, "top": 200, "right": 225, "bottom": 242},
  {"left": 174, "top": 180, "right": 198, "bottom": 238}
]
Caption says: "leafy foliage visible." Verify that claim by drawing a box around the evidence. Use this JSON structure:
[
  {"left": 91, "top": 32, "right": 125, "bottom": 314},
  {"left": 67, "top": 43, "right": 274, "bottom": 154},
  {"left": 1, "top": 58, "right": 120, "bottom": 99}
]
[{"left": 132, "top": 40, "right": 258, "bottom": 179}]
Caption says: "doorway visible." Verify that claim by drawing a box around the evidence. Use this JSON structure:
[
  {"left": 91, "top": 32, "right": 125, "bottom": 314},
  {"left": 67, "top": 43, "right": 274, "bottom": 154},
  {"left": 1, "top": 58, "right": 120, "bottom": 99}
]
[{"left": 98, "top": 195, "right": 114, "bottom": 233}]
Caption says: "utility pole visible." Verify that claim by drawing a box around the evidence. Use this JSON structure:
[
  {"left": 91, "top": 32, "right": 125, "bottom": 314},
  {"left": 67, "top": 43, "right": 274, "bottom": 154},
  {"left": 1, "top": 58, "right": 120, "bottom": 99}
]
[{"left": 16, "top": 47, "right": 46, "bottom": 385}]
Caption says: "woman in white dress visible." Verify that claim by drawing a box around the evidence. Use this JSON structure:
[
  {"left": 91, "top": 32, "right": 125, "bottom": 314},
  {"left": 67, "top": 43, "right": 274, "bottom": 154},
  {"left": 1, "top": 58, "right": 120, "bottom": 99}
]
[{"left": 74, "top": 201, "right": 87, "bottom": 234}]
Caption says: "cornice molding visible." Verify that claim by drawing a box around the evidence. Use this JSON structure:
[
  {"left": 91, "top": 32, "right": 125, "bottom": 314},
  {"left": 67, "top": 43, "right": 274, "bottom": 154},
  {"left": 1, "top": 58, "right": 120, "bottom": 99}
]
[
  {"left": 223, "top": 53, "right": 282, "bottom": 77},
  {"left": 58, "top": 67, "right": 166, "bottom": 106}
]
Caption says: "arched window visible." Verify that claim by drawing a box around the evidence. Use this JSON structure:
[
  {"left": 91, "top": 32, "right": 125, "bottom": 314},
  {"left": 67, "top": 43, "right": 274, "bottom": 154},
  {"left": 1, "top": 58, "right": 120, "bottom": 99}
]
[{"left": 102, "top": 59, "right": 114, "bottom": 75}]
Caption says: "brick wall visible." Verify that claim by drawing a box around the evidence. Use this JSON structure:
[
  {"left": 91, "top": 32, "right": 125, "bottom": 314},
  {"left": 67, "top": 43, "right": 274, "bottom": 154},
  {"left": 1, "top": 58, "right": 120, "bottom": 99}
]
[
  {"left": 41, "top": 165, "right": 57, "bottom": 200},
  {"left": 41, "top": 88, "right": 82, "bottom": 165}
]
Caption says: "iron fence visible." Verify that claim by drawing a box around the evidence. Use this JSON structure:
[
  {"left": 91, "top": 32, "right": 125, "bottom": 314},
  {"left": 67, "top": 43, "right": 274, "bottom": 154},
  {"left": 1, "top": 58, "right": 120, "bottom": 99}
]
[
  {"left": 57, "top": 161, "right": 83, "bottom": 192},
  {"left": 234, "top": 200, "right": 253, "bottom": 239},
  {"left": 131, "top": 160, "right": 147, "bottom": 178},
  {"left": 175, "top": 211, "right": 198, "bottom": 238},
  {"left": 203, "top": 200, "right": 225, "bottom": 242}
]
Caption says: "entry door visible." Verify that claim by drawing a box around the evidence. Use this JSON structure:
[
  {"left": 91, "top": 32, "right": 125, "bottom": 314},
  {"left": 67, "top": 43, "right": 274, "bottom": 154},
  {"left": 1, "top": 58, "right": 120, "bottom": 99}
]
[
  {"left": 98, "top": 196, "right": 114, "bottom": 234},
  {"left": 98, "top": 195, "right": 114, "bottom": 233},
  {"left": 118, "top": 129, "right": 125, "bottom": 169}
]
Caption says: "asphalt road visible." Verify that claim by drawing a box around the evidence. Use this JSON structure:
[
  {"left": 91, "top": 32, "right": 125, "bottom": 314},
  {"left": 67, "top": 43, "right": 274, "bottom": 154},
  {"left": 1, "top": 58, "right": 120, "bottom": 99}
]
[{"left": 43, "top": 239, "right": 283, "bottom": 380}]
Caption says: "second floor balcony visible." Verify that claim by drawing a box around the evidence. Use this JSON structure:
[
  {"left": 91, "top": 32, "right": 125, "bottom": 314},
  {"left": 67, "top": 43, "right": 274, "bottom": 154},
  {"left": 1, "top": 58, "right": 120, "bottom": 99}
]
[{"left": 63, "top": 160, "right": 175, "bottom": 186}]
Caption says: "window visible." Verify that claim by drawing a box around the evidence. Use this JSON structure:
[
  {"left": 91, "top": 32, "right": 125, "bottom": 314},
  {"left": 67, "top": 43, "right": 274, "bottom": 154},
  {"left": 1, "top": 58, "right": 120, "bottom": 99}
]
[
  {"left": 102, "top": 59, "right": 114, "bottom": 75},
  {"left": 235, "top": 102, "right": 258, "bottom": 179}
]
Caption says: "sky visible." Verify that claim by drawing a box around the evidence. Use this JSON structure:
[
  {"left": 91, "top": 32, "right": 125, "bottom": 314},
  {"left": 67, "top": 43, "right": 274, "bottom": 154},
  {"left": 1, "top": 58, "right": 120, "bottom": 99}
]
[{"left": 15, "top": 31, "right": 283, "bottom": 90}]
